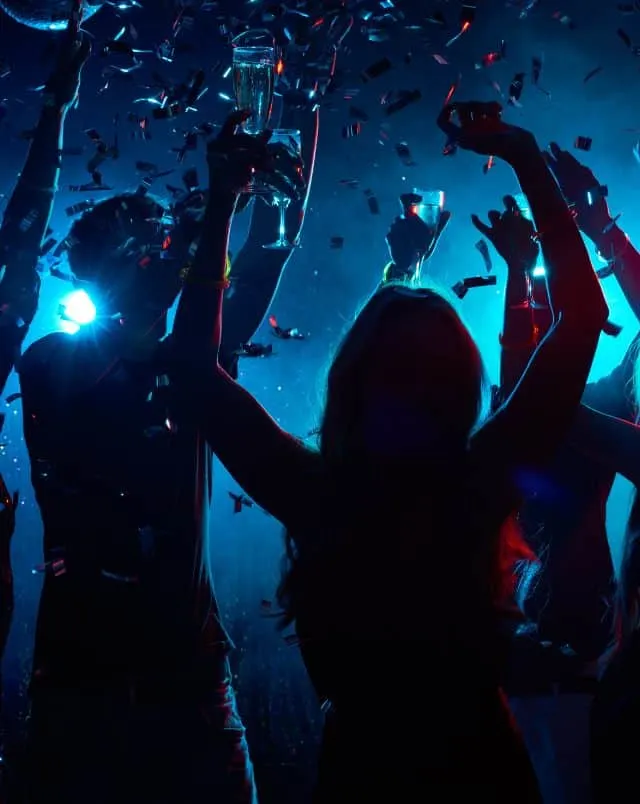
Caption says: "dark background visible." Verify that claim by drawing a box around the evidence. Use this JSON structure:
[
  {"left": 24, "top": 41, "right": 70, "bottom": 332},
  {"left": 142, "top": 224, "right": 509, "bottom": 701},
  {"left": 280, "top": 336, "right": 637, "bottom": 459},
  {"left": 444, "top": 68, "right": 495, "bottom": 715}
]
[{"left": 0, "top": 0, "right": 638, "bottom": 800}]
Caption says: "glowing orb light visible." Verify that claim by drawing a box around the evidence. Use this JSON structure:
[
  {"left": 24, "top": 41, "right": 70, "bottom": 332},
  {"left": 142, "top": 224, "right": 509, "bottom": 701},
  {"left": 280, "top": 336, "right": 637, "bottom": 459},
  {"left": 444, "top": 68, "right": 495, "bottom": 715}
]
[
  {"left": 59, "top": 289, "right": 96, "bottom": 334},
  {"left": 0, "top": 0, "right": 103, "bottom": 31},
  {"left": 532, "top": 265, "right": 546, "bottom": 278}
]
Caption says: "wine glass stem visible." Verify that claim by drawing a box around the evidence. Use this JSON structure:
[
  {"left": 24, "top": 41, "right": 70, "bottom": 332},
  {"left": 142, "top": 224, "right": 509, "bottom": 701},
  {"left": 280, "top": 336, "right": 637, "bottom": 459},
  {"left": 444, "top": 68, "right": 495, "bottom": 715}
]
[{"left": 278, "top": 201, "right": 288, "bottom": 244}]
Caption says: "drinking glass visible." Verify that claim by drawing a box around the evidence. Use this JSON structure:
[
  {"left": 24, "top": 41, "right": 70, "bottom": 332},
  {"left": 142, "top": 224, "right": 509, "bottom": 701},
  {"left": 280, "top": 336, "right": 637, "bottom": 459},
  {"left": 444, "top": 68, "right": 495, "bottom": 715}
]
[
  {"left": 263, "top": 129, "right": 302, "bottom": 250},
  {"left": 513, "top": 194, "right": 544, "bottom": 305},
  {"left": 397, "top": 189, "right": 445, "bottom": 283},
  {"left": 232, "top": 29, "right": 275, "bottom": 136},
  {"left": 411, "top": 189, "right": 445, "bottom": 228}
]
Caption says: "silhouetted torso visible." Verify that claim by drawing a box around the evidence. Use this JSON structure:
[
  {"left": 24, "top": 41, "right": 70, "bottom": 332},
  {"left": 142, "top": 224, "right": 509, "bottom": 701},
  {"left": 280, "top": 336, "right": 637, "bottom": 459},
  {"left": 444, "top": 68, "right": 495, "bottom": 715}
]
[{"left": 19, "top": 324, "right": 230, "bottom": 692}]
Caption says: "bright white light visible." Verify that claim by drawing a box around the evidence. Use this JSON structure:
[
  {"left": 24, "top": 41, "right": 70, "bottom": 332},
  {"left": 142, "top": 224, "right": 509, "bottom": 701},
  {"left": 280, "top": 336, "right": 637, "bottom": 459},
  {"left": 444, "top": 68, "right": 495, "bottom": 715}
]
[
  {"left": 532, "top": 265, "right": 546, "bottom": 278},
  {"left": 59, "top": 290, "right": 97, "bottom": 332},
  {"left": 59, "top": 320, "right": 80, "bottom": 335}
]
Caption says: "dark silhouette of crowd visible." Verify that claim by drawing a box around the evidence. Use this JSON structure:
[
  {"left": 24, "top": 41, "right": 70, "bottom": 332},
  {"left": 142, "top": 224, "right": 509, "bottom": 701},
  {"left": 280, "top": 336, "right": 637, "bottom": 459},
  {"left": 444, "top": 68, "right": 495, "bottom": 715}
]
[{"left": 0, "top": 6, "right": 640, "bottom": 804}]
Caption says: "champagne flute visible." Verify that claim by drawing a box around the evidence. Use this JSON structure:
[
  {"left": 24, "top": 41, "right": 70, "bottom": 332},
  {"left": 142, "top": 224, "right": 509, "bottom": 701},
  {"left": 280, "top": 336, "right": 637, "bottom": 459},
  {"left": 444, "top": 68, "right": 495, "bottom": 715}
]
[
  {"left": 263, "top": 129, "right": 302, "bottom": 251},
  {"left": 513, "top": 194, "right": 546, "bottom": 307},
  {"left": 232, "top": 29, "right": 275, "bottom": 137},
  {"left": 397, "top": 189, "right": 446, "bottom": 282}
]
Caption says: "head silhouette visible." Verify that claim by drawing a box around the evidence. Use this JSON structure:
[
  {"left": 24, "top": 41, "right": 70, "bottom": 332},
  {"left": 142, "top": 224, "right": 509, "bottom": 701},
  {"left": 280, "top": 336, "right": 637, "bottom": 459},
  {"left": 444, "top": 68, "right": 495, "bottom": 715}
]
[
  {"left": 278, "top": 284, "right": 526, "bottom": 631},
  {"left": 66, "top": 193, "right": 190, "bottom": 326},
  {"left": 319, "top": 283, "right": 488, "bottom": 466}
]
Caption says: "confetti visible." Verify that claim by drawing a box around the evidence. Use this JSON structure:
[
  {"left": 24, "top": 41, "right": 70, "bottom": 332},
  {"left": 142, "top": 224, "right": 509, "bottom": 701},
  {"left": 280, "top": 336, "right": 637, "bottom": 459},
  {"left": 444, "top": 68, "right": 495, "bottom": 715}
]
[
  {"left": 476, "top": 240, "right": 492, "bottom": 273},
  {"left": 446, "top": 1, "right": 475, "bottom": 47},
  {"left": 532, "top": 56, "right": 543, "bottom": 85},
  {"left": 444, "top": 74, "right": 461, "bottom": 107},
  {"left": 482, "top": 156, "right": 495, "bottom": 174},
  {"left": 364, "top": 189, "right": 380, "bottom": 215},
  {"left": 342, "top": 122, "right": 362, "bottom": 138},
  {"left": 508, "top": 72, "right": 525, "bottom": 106},
  {"left": 235, "top": 343, "right": 274, "bottom": 359},
  {"left": 475, "top": 40, "right": 507, "bottom": 69},
  {"left": 583, "top": 65, "right": 603, "bottom": 83},
  {"left": 361, "top": 57, "right": 392, "bottom": 82},
  {"left": 228, "top": 491, "right": 253, "bottom": 514},
  {"left": 618, "top": 28, "right": 633, "bottom": 48},
  {"left": 574, "top": 136, "right": 593, "bottom": 151},
  {"left": 268, "top": 315, "right": 305, "bottom": 340},
  {"left": 452, "top": 275, "right": 497, "bottom": 300},
  {"left": 603, "top": 320, "right": 623, "bottom": 337},
  {"left": 385, "top": 89, "right": 421, "bottom": 116},
  {"left": 395, "top": 142, "right": 415, "bottom": 166}
]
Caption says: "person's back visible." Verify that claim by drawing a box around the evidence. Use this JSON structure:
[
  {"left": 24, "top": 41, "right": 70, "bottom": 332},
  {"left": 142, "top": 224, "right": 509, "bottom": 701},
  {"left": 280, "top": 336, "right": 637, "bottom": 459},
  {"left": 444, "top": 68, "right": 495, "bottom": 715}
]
[
  {"left": 21, "top": 323, "right": 226, "bottom": 688},
  {"left": 288, "top": 457, "right": 538, "bottom": 802},
  {"left": 19, "top": 322, "right": 253, "bottom": 803}
]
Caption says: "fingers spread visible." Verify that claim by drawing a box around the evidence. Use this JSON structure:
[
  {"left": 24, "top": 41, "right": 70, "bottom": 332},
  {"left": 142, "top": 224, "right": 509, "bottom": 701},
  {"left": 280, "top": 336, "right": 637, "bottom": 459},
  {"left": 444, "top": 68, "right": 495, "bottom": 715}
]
[{"left": 488, "top": 210, "right": 502, "bottom": 226}]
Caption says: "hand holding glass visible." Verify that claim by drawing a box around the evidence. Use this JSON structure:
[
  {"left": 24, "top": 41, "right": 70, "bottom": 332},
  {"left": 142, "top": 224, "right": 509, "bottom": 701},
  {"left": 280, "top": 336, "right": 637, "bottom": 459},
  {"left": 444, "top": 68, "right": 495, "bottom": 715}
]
[{"left": 232, "top": 29, "right": 275, "bottom": 195}]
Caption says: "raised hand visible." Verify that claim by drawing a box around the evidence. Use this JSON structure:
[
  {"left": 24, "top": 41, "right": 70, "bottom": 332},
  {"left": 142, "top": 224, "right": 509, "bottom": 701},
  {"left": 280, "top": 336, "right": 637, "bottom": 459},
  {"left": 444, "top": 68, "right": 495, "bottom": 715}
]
[
  {"left": 208, "top": 112, "right": 305, "bottom": 201},
  {"left": 437, "top": 101, "right": 538, "bottom": 165},
  {"left": 207, "top": 111, "right": 272, "bottom": 196},
  {"left": 257, "top": 138, "right": 306, "bottom": 201},
  {"left": 44, "top": 6, "right": 91, "bottom": 110},
  {"left": 543, "top": 143, "right": 611, "bottom": 244},
  {"left": 472, "top": 196, "right": 539, "bottom": 272},
  {"left": 386, "top": 210, "right": 451, "bottom": 272}
]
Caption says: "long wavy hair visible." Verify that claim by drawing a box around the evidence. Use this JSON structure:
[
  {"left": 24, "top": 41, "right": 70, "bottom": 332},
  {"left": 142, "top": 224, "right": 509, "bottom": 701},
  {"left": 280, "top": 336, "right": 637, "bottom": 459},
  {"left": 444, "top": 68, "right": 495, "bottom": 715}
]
[{"left": 277, "top": 283, "right": 531, "bottom": 631}]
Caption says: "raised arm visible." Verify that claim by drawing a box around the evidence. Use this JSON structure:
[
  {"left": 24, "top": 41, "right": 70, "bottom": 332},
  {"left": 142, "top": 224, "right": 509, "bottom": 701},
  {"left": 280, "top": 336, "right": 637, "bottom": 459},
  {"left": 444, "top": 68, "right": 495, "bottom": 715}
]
[
  {"left": 470, "top": 195, "right": 544, "bottom": 397},
  {"left": 0, "top": 20, "right": 89, "bottom": 395},
  {"left": 170, "top": 114, "right": 317, "bottom": 525},
  {"left": 437, "top": 103, "right": 608, "bottom": 468},
  {"left": 382, "top": 205, "right": 451, "bottom": 285},
  {"left": 544, "top": 142, "right": 640, "bottom": 322},
  {"left": 219, "top": 105, "right": 319, "bottom": 371}
]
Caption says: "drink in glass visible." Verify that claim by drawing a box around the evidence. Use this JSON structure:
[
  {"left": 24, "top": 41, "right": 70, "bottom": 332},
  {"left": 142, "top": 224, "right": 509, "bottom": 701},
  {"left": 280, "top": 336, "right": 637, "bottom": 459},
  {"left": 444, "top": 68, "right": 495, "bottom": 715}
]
[
  {"left": 410, "top": 189, "right": 445, "bottom": 228},
  {"left": 232, "top": 30, "right": 275, "bottom": 136}
]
